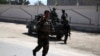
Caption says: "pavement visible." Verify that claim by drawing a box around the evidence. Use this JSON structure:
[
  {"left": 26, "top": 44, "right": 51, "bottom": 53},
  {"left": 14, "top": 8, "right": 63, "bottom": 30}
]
[
  {"left": 0, "top": 22, "right": 98, "bottom": 56},
  {"left": 0, "top": 38, "right": 96, "bottom": 56}
]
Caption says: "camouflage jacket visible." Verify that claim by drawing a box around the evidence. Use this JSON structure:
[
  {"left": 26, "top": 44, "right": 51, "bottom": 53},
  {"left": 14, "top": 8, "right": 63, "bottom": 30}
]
[{"left": 37, "top": 19, "right": 54, "bottom": 33}]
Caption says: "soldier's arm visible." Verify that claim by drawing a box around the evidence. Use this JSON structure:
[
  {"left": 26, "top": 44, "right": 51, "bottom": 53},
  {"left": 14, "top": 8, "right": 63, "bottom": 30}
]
[
  {"left": 55, "top": 12, "right": 58, "bottom": 17},
  {"left": 66, "top": 13, "right": 68, "bottom": 17},
  {"left": 37, "top": 19, "right": 44, "bottom": 29},
  {"left": 68, "top": 25, "right": 71, "bottom": 36},
  {"left": 65, "top": 13, "right": 68, "bottom": 20}
]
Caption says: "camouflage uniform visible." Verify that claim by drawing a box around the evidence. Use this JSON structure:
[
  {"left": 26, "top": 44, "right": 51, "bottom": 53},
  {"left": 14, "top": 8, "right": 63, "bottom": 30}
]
[
  {"left": 50, "top": 8, "right": 58, "bottom": 25},
  {"left": 61, "top": 10, "right": 70, "bottom": 44},
  {"left": 33, "top": 14, "right": 54, "bottom": 56}
]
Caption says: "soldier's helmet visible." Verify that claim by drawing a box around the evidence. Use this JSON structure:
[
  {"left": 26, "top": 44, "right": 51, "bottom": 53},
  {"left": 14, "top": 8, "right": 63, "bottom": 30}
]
[
  {"left": 62, "top": 9, "right": 65, "bottom": 13},
  {"left": 53, "top": 7, "right": 56, "bottom": 11}
]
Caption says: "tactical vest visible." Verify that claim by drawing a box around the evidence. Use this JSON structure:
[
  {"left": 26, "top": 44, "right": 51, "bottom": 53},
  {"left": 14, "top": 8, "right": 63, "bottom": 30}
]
[{"left": 38, "top": 20, "right": 51, "bottom": 33}]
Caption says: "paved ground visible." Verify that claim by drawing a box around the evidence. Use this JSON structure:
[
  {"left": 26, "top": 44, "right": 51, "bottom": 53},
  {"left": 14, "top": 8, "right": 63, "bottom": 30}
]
[{"left": 0, "top": 22, "right": 100, "bottom": 56}]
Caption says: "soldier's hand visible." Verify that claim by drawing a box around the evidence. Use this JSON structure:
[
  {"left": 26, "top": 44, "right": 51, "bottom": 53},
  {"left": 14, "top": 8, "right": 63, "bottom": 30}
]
[{"left": 68, "top": 33, "right": 71, "bottom": 40}]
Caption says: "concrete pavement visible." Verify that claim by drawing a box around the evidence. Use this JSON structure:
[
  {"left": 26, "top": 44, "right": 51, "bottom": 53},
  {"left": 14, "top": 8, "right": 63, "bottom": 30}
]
[
  {"left": 0, "top": 38, "right": 96, "bottom": 56},
  {"left": 0, "top": 22, "right": 98, "bottom": 56}
]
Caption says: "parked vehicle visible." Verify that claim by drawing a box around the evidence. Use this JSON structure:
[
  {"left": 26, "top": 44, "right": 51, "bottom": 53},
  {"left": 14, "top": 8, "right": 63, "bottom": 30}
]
[{"left": 26, "top": 14, "right": 63, "bottom": 40}]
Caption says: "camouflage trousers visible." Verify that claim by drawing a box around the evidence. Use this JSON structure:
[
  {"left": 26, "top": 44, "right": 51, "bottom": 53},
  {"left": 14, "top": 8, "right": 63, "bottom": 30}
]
[
  {"left": 63, "top": 29, "right": 69, "bottom": 44},
  {"left": 33, "top": 31, "right": 49, "bottom": 56},
  {"left": 64, "top": 33, "right": 68, "bottom": 44}
]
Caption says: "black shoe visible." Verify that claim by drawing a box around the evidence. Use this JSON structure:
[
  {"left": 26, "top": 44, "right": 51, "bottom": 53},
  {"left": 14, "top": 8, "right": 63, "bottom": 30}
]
[
  {"left": 33, "top": 50, "right": 36, "bottom": 56},
  {"left": 42, "top": 54, "right": 46, "bottom": 56}
]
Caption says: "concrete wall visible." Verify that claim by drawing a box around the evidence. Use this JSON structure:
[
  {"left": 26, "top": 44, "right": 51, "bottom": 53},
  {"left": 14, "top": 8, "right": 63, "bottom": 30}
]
[{"left": 0, "top": 5, "right": 100, "bottom": 31}]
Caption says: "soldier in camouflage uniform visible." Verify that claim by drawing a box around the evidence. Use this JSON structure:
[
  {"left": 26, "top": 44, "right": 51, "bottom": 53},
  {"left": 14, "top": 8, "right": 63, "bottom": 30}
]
[
  {"left": 33, "top": 10, "right": 54, "bottom": 56},
  {"left": 50, "top": 8, "right": 59, "bottom": 25},
  {"left": 61, "top": 9, "right": 71, "bottom": 44}
]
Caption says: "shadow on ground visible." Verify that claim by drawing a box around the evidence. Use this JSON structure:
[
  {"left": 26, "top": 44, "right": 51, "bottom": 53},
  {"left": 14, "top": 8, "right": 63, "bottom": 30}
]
[
  {"left": 1, "top": 18, "right": 100, "bottom": 36},
  {"left": 23, "top": 33, "right": 62, "bottom": 42}
]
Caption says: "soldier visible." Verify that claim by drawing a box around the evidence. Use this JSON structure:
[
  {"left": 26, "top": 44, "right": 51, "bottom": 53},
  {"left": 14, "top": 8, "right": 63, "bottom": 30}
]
[
  {"left": 33, "top": 10, "right": 54, "bottom": 56},
  {"left": 50, "top": 7, "right": 58, "bottom": 25},
  {"left": 61, "top": 9, "right": 71, "bottom": 44}
]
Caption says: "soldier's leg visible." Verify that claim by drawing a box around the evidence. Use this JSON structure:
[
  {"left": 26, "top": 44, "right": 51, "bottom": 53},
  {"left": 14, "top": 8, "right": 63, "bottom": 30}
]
[
  {"left": 33, "top": 45, "right": 42, "bottom": 56},
  {"left": 33, "top": 44, "right": 42, "bottom": 52},
  {"left": 42, "top": 35, "right": 49, "bottom": 56},
  {"left": 64, "top": 34, "right": 68, "bottom": 44},
  {"left": 33, "top": 38, "right": 43, "bottom": 56},
  {"left": 42, "top": 44, "right": 49, "bottom": 56}
]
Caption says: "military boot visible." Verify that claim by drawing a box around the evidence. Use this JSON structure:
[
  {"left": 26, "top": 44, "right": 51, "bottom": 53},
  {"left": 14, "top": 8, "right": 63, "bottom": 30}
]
[{"left": 33, "top": 50, "right": 36, "bottom": 56}]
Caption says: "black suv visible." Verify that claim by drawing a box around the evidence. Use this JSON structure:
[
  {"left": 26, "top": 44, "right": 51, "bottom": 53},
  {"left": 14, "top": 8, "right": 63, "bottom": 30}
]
[{"left": 26, "top": 14, "right": 64, "bottom": 40}]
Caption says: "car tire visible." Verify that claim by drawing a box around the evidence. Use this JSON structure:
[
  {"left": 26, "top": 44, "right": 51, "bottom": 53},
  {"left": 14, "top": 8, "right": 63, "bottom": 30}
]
[
  {"left": 56, "top": 33, "right": 63, "bottom": 40},
  {"left": 28, "top": 28, "right": 32, "bottom": 35}
]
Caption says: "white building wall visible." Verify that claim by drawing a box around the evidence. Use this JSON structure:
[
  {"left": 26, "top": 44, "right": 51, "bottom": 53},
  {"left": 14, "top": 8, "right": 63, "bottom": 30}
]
[{"left": 0, "top": 5, "right": 100, "bottom": 31}]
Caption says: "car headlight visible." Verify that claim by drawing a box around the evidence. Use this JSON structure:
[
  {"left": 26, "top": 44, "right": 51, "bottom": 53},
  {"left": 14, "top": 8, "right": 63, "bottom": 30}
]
[{"left": 33, "top": 25, "right": 36, "bottom": 29}]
